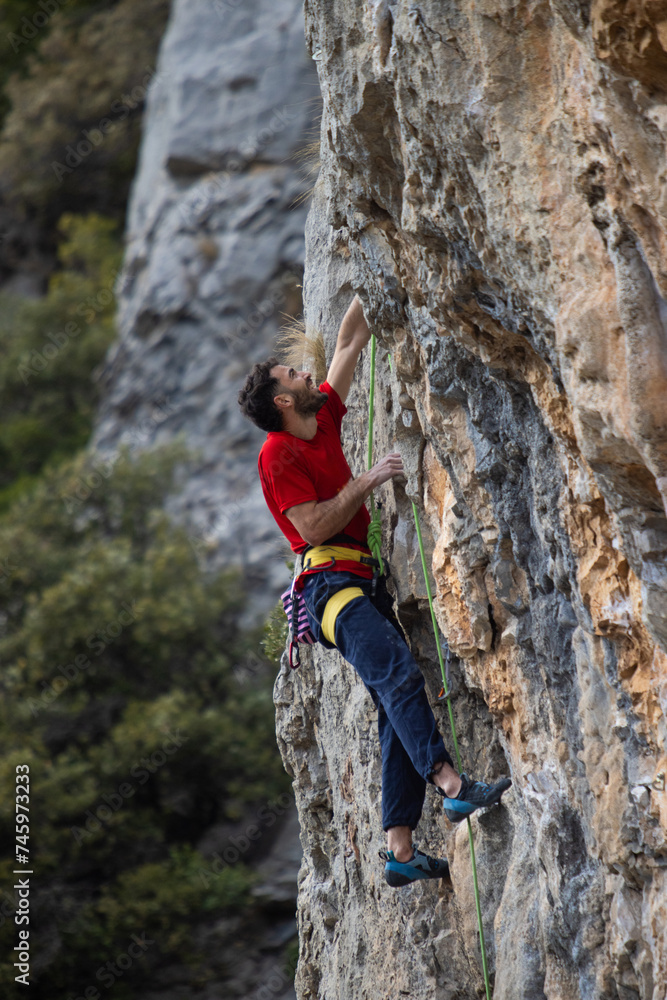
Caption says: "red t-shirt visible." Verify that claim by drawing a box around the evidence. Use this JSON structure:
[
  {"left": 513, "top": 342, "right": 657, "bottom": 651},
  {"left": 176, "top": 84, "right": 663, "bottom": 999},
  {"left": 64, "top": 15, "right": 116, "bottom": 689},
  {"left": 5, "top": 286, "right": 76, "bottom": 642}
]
[{"left": 258, "top": 381, "right": 372, "bottom": 584}]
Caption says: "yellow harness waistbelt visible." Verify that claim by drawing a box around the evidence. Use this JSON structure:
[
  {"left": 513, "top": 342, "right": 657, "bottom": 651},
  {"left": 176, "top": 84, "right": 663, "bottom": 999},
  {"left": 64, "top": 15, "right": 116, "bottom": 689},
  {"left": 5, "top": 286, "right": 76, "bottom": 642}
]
[{"left": 303, "top": 544, "right": 374, "bottom": 570}]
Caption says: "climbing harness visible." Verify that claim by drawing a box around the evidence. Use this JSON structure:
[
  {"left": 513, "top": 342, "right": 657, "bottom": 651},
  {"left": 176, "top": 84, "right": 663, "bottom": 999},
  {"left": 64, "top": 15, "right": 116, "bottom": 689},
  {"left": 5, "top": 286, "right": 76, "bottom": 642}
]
[
  {"left": 280, "top": 557, "right": 316, "bottom": 669},
  {"left": 303, "top": 543, "right": 381, "bottom": 648},
  {"left": 302, "top": 544, "right": 380, "bottom": 573},
  {"left": 367, "top": 333, "right": 492, "bottom": 1000},
  {"left": 282, "top": 542, "right": 381, "bottom": 666}
]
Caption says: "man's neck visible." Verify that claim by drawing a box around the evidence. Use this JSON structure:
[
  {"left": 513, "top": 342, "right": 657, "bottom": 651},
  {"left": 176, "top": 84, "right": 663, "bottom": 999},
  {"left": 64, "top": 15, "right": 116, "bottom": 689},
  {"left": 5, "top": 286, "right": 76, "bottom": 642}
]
[{"left": 282, "top": 413, "right": 318, "bottom": 441}]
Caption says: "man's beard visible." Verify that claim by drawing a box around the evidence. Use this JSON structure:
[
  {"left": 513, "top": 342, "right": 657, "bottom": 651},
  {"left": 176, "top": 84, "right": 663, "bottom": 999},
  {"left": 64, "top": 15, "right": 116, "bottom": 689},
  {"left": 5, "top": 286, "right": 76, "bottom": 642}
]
[{"left": 292, "top": 384, "right": 328, "bottom": 417}]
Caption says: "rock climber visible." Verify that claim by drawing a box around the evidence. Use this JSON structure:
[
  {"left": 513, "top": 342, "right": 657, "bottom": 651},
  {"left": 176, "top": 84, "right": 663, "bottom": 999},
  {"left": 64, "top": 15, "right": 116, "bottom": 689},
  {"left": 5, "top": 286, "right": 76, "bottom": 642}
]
[{"left": 238, "top": 293, "right": 511, "bottom": 887}]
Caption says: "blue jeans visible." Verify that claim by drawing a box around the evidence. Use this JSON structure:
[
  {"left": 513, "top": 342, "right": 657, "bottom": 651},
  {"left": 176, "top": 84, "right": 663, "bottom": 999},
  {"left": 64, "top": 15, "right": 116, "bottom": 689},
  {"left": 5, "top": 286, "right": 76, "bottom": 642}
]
[{"left": 301, "top": 569, "right": 454, "bottom": 831}]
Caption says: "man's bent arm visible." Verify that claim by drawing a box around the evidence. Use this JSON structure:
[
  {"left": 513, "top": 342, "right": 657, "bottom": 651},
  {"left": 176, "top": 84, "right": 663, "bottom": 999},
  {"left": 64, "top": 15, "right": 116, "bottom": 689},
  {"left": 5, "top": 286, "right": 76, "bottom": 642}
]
[
  {"left": 286, "top": 474, "right": 374, "bottom": 548},
  {"left": 326, "top": 295, "right": 372, "bottom": 405},
  {"left": 285, "top": 452, "right": 403, "bottom": 547}
]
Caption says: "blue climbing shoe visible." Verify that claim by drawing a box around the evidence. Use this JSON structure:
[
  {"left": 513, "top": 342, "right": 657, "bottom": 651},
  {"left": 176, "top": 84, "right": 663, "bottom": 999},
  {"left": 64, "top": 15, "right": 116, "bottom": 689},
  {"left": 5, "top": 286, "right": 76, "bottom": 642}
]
[
  {"left": 379, "top": 846, "right": 451, "bottom": 887},
  {"left": 441, "top": 773, "right": 512, "bottom": 823}
]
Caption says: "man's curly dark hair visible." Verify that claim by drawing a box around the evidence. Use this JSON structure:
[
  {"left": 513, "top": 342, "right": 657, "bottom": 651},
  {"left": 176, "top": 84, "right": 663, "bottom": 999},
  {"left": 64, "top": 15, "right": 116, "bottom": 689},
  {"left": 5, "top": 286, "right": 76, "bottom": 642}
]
[{"left": 237, "top": 356, "right": 284, "bottom": 433}]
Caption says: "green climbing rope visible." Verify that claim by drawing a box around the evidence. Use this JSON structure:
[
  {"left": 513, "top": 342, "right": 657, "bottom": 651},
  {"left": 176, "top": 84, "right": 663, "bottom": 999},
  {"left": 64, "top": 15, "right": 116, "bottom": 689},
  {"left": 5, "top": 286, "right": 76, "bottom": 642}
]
[
  {"left": 366, "top": 334, "right": 385, "bottom": 574},
  {"left": 412, "top": 506, "right": 491, "bottom": 1000},
  {"left": 366, "top": 332, "right": 492, "bottom": 1000}
]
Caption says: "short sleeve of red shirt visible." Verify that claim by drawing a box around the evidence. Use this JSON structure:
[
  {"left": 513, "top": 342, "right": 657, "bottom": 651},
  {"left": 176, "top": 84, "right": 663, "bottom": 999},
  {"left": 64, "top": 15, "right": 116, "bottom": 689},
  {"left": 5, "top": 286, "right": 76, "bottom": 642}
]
[
  {"left": 258, "top": 380, "right": 369, "bottom": 554},
  {"left": 323, "top": 379, "right": 346, "bottom": 436}
]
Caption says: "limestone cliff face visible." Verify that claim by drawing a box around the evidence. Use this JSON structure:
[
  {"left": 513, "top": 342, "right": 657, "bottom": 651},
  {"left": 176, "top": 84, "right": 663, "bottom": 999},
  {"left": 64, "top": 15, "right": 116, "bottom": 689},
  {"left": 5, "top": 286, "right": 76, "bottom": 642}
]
[{"left": 275, "top": 3, "right": 667, "bottom": 998}]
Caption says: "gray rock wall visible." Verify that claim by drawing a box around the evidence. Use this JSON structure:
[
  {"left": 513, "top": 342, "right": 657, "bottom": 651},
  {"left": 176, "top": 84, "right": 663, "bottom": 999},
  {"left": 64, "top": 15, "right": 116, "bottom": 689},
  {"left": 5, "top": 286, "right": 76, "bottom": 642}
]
[{"left": 275, "top": 2, "right": 667, "bottom": 998}]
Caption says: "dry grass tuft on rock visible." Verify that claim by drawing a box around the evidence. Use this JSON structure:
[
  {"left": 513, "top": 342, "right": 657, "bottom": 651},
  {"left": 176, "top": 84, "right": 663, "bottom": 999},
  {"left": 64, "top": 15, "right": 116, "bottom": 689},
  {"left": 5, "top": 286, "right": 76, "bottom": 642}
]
[
  {"left": 276, "top": 314, "right": 327, "bottom": 385},
  {"left": 290, "top": 111, "right": 321, "bottom": 208}
]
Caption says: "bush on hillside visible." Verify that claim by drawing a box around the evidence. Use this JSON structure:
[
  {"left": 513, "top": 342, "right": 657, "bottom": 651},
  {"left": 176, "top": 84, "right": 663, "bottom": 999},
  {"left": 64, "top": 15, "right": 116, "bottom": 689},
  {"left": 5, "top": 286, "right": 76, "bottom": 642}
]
[
  {"left": 0, "top": 212, "right": 122, "bottom": 507},
  {"left": 0, "top": 0, "right": 105, "bottom": 124},
  {"left": 0, "top": 0, "right": 170, "bottom": 222},
  {"left": 0, "top": 442, "right": 290, "bottom": 996}
]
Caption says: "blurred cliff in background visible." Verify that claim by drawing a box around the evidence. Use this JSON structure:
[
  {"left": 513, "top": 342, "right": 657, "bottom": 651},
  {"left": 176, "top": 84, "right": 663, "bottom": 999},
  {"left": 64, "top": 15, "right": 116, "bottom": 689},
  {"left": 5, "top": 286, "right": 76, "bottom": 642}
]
[
  {"left": 91, "top": 0, "right": 320, "bottom": 616},
  {"left": 0, "top": 1, "right": 316, "bottom": 996}
]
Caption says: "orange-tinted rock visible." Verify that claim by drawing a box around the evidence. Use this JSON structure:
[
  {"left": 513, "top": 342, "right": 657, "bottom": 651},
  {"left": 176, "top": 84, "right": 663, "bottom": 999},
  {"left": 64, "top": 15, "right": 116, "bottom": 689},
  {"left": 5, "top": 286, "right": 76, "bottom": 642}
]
[{"left": 275, "top": 2, "right": 667, "bottom": 997}]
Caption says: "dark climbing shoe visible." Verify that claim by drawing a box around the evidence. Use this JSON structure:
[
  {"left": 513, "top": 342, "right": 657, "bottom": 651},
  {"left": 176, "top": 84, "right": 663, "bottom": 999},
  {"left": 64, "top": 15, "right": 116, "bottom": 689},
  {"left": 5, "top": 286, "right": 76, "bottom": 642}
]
[
  {"left": 379, "top": 846, "right": 450, "bottom": 887},
  {"left": 440, "top": 773, "right": 512, "bottom": 823}
]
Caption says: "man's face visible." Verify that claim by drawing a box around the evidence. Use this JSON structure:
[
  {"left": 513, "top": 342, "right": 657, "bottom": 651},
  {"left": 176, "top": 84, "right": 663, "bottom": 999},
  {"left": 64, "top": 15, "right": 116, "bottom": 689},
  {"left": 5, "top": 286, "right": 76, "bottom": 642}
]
[{"left": 271, "top": 365, "right": 328, "bottom": 417}]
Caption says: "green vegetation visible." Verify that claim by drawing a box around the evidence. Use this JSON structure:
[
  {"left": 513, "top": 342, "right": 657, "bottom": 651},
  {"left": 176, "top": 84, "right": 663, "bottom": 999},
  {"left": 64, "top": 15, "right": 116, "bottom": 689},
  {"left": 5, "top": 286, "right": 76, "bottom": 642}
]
[
  {"left": 262, "top": 598, "right": 290, "bottom": 665},
  {"left": 0, "top": 244, "right": 294, "bottom": 990},
  {"left": 0, "top": 4, "right": 295, "bottom": 994},
  {"left": 0, "top": 0, "right": 170, "bottom": 224},
  {"left": 0, "top": 0, "right": 105, "bottom": 123},
  {"left": 0, "top": 444, "right": 290, "bottom": 996},
  {"left": 0, "top": 212, "right": 122, "bottom": 510}
]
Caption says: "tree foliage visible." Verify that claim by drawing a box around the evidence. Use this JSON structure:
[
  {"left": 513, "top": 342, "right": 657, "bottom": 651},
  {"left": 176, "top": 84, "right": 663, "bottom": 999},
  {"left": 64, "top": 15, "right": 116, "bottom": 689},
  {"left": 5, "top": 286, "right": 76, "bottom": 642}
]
[
  {"left": 0, "top": 444, "right": 290, "bottom": 996},
  {"left": 0, "top": 212, "right": 122, "bottom": 507},
  {"left": 0, "top": 0, "right": 105, "bottom": 123},
  {"left": 0, "top": 5, "right": 296, "bottom": 993},
  {"left": 0, "top": 0, "right": 170, "bottom": 222}
]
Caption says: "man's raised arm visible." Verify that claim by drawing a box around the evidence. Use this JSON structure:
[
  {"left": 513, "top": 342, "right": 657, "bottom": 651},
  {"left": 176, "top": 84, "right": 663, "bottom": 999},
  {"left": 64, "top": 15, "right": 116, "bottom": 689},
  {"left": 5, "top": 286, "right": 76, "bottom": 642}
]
[{"left": 325, "top": 294, "right": 372, "bottom": 405}]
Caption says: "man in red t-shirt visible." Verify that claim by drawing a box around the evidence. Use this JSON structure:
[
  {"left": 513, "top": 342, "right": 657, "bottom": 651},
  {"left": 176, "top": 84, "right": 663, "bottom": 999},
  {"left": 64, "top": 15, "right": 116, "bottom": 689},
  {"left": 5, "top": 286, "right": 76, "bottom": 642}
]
[{"left": 239, "top": 294, "right": 511, "bottom": 886}]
